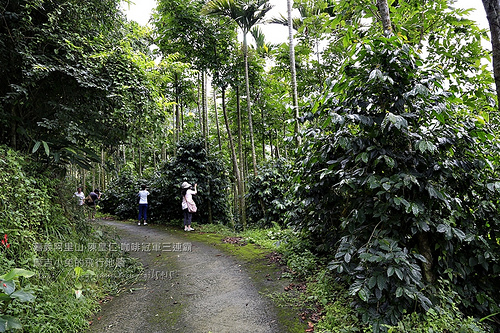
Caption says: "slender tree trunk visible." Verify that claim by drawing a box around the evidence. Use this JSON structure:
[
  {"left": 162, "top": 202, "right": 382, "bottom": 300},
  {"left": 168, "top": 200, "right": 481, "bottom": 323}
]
[
  {"left": 213, "top": 85, "right": 222, "bottom": 151},
  {"left": 153, "top": 146, "right": 157, "bottom": 170},
  {"left": 417, "top": 232, "right": 435, "bottom": 283},
  {"left": 275, "top": 128, "right": 280, "bottom": 158},
  {"left": 236, "top": 86, "right": 244, "bottom": 193},
  {"left": 101, "top": 148, "right": 106, "bottom": 191},
  {"left": 221, "top": 88, "right": 246, "bottom": 228},
  {"left": 270, "top": 131, "right": 274, "bottom": 158},
  {"left": 482, "top": 0, "right": 500, "bottom": 108},
  {"left": 197, "top": 72, "right": 203, "bottom": 134},
  {"left": 10, "top": 106, "right": 17, "bottom": 149},
  {"left": 207, "top": 182, "right": 213, "bottom": 224},
  {"left": 202, "top": 71, "right": 208, "bottom": 151},
  {"left": 287, "top": 0, "right": 301, "bottom": 146},
  {"left": 172, "top": 106, "right": 177, "bottom": 156},
  {"left": 175, "top": 73, "right": 180, "bottom": 144},
  {"left": 83, "top": 167, "right": 86, "bottom": 193},
  {"left": 376, "top": 0, "right": 392, "bottom": 36},
  {"left": 282, "top": 122, "right": 287, "bottom": 159},
  {"left": 261, "top": 107, "right": 265, "bottom": 161},
  {"left": 233, "top": 182, "right": 238, "bottom": 224},
  {"left": 132, "top": 141, "right": 135, "bottom": 162},
  {"left": 243, "top": 33, "right": 258, "bottom": 176},
  {"left": 181, "top": 103, "right": 184, "bottom": 130},
  {"left": 138, "top": 147, "right": 142, "bottom": 177}
]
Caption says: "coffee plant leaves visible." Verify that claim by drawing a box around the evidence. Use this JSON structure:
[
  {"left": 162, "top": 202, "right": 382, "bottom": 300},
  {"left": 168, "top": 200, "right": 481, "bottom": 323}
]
[{"left": 288, "top": 36, "right": 500, "bottom": 329}]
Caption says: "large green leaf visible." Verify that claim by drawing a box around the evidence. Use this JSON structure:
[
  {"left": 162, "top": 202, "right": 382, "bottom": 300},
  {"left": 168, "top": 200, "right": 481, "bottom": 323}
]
[
  {"left": 0, "top": 280, "right": 15, "bottom": 295},
  {"left": 0, "top": 315, "right": 22, "bottom": 332},
  {"left": 9, "top": 290, "right": 35, "bottom": 303},
  {"left": 0, "top": 269, "right": 35, "bottom": 281}
]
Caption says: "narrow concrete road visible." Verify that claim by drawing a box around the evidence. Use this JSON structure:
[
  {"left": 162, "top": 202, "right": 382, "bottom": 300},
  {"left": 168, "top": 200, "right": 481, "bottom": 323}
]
[{"left": 87, "top": 220, "right": 291, "bottom": 333}]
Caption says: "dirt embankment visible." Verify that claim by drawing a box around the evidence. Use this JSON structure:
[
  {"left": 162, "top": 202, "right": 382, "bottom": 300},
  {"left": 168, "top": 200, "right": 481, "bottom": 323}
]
[{"left": 87, "top": 220, "right": 303, "bottom": 333}]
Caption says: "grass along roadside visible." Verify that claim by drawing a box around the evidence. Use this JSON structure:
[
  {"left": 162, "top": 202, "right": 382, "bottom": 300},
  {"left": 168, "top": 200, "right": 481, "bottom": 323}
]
[{"left": 1, "top": 217, "right": 144, "bottom": 333}]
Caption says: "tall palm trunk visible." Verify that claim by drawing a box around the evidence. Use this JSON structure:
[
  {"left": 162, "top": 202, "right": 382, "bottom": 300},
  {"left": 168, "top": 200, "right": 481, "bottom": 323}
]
[
  {"left": 174, "top": 73, "right": 181, "bottom": 144},
  {"left": 197, "top": 72, "right": 203, "bottom": 134},
  {"left": 203, "top": 0, "right": 272, "bottom": 173},
  {"left": 482, "top": 0, "right": 500, "bottom": 109},
  {"left": 202, "top": 71, "right": 208, "bottom": 151},
  {"left": 213, "top": 85, "right": 222, "bottom": 151},
  {"left": 243, "top": 33, "right": 258, "bottom": 176},
  {"left": 287, "top": 0, "right": 300, "bottom": 146},
  {"left": 236, "top": 86, "right": 244, "bottom": 192},
  {"left": 221, "top": 88, "right": 246, "bottom": 228}
]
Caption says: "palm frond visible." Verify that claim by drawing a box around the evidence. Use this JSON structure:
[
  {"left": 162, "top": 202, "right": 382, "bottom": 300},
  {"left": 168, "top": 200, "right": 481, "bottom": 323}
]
[{"left": 203, "top": 0, "right": 273, "bottom": 33}]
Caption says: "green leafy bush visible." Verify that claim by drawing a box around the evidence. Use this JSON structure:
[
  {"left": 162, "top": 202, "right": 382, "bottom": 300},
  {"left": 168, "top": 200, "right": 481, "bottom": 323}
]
[
  {"left": 246, "top": 158, "right": 293, "bottom": 227},
  {"left": 0, "top": 269, "right": 35, "bottom": 332},
  {"left": 289, "top": 37, "right": 500, "bottom": 330},
  {"left": 149, "top": 136, "right": 230, "bottom": 225},
  {"left": 100, "top": 170, "right": 148, "bottom": 220},
  {"left": 311, "top": 272, "right": 361, "bottom": 333},
  {"left": 385, "top": 279, "right": 488, "bottom": 332},
  {"left": 101, "top": 137, "right": 231, "bottom": 225},
  {"left": 242, "top": 223, "right": 293, "bottom": 249},
  {"left": 286, "top": 250, "right": 319, "bottom": 278}
]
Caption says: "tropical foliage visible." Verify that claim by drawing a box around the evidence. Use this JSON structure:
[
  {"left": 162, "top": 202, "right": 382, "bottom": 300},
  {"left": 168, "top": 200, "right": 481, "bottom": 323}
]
[
  {"left": 101, "top": 136, "right": 231, "bottom": 225},
  {"left": 0, "top": 0, "right": 156, "bottom": 167},
  {"left": 0, "top": 146, "right": 141, "bottom": 331},
  {"left": 289, "top": 35, "right": 500, "bottom": 329},
  {"left": 246, "top": 158, "right": 292, "bottom": 228},
  {"left": 1, "top": 0, "right": 500, "bottom": 331}
]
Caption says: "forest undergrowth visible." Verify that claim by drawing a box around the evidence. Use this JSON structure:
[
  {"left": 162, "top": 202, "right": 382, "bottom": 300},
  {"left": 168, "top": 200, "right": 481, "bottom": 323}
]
[
  {"left": 0, "top": 143, "right": 497, "bottom": 333},
  {"left": 0, "top": 147, "right": 143, "bottom": 332}
]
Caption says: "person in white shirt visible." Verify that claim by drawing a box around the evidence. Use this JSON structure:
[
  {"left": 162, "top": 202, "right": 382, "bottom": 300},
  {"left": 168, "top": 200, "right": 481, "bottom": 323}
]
[
  {"left": 137, "top": 184, "right": 150, "bottom": 226},
  {"left": 74, "top": 187, "right": 85, "bottom": 206},
  {"left": 181, "top": 182, "right": 197, "bottom": 231}
]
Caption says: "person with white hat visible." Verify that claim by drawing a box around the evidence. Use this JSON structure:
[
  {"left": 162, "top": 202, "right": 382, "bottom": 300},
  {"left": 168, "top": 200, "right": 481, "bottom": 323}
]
[{"left": 181, "top": 182, "right": 197, "bottom": 231}]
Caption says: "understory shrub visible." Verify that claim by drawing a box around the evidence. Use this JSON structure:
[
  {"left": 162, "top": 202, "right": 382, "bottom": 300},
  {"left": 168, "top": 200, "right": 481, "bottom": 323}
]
[
  {"left": 0, "top": 146, "right": 142, "bottom": 332},
  {"left": 311, "top": 272, "right": 361, "bottom": 333},
  {"left": 246, "top": 158, "right": 293, "bottom": 227},
  {"left": 150, "top": 136, "right": 230, "bottom": 225},
  {"left": 101, "top": 137, "right": 231, "bottom": 225},
  {"left": 100, "top": 170, "right": 148, "bottom": 220},
  {"left": 289, "top": 37, "right": 500, "bottom": 331}
]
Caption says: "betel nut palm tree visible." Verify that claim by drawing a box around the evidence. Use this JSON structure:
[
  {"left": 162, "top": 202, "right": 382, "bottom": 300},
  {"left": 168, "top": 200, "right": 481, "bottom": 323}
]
[{"left": 203, "top": 0, "right": 272, "bottom": 176}]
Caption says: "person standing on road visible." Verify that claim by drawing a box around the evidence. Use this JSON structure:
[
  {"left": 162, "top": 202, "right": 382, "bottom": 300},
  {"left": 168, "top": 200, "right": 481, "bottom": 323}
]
[
  {"left": 88, "top": 189, "right": 101, "bottom": 220},
  {"left": 74, "top": 187, "right": 85, "bottom": 206},
  {"left": 137, "top": 184, "right": 150, "bottom": 226},
  {"left": 181, "top": 182, "right": 197, "bottom": 231}
]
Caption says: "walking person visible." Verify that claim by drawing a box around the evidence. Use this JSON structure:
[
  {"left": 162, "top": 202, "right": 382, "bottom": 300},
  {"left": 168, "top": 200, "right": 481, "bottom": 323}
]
[
  {"left": 137, "top": 184, "right": 150, "bottom": 226},
  {"left": 181, "top": 182, "right": 197, "bottom": 231},
  {"left": 88, "top": 189, "right": 101, "bottom": 220}
]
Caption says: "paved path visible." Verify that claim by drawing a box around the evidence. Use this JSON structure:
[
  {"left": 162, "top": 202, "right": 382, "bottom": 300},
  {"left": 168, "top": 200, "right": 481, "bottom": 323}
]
[{"left": 87, "top": 220, "right": 289, "bottom": 333}]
